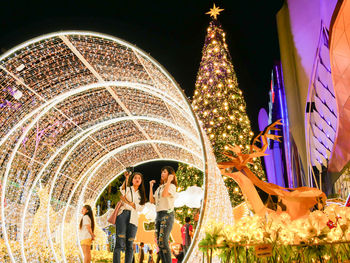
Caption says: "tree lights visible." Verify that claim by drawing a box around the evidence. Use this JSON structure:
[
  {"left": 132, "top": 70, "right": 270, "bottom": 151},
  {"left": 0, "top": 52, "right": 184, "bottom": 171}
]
[
  {"left": 0, "top": 32, "right": 233, "bottom": 262},
  {"left": 191, "top": 9, "right": 266, "bottom": 206}
]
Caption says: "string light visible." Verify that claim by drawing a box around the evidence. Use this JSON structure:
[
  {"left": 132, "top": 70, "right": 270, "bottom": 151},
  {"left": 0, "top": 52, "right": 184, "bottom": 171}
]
[
  {"left": 0, "top": 31, "right": 233, "bottom": 263},
  {"left": 182, "top": 9, "right": 266, "bottom": 260}
]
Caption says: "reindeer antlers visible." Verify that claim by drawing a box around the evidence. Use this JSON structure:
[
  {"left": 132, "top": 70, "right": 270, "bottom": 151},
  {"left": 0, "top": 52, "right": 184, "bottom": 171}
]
[{"left": 218, "top": 120, "right": 283, "bottom": 171}]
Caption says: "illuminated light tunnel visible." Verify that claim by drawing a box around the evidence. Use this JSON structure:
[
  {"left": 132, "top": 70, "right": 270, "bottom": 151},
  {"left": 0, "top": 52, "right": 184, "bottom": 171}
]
[{"left": 0, "top": 32, "right": 233, "bottom": 262}]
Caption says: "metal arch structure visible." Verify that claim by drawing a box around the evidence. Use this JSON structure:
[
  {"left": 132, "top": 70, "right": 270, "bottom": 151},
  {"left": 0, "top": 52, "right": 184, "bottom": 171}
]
[{"left": 0, "top": 32, "right": 233, "bottom": 262}]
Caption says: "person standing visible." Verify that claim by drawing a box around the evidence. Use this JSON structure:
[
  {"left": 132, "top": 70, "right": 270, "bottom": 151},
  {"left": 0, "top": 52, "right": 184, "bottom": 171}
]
[
  {"left": 113, "top": 171, "right": 147, "bottom": 263},
  {"left": 79, "top": 205, "right": 95, "bottom": 263},
  {"left": 139, "top": 242, "right": 145, "bottom": 262},
  {"left": 181, "top": 217, "right": 193, "bottom": 255},
  {"left": 149, "top": 166, "right": 178, "bottom": 263},
  {"left": 148, "top": 249, "right": 155, "bottom": 263}
]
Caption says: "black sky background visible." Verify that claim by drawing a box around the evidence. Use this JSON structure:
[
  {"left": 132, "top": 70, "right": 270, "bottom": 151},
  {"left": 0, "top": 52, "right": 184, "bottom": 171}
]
[{"left": 0, "top": 0, "right": 284, "bottom": 189}]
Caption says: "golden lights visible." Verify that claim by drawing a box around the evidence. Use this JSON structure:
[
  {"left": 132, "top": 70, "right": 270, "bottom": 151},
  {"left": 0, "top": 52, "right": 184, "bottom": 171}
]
[{"left": 0, "top": 32, "right": 229, "bottom": 263}]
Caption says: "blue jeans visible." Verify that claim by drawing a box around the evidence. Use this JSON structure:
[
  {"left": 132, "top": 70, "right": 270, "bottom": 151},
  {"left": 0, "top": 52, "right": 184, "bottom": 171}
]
[
  {"left": 155, "top": 211, "right": 174, "bottom": 263},
  {"left": 113, "top": 210, "right": 137, "bottom": 263}
]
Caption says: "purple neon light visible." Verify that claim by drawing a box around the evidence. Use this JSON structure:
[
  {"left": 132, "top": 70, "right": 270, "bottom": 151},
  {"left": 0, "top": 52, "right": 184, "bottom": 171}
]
[{"left": 276, "top": 65, "right": 293, "bottom": 188}]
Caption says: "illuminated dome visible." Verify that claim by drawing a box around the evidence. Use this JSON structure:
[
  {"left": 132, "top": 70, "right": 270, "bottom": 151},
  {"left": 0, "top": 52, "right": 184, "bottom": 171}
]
[{"left": 0, "top": 32, "right": 232, "bottom": 262}]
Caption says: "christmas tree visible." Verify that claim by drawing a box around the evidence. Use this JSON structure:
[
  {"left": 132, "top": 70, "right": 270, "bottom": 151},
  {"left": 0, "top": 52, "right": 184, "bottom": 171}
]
[
  {"left": 191, "top": 4, "right": 266, "bottom": 206},
  {"left": 175, "top": 164, "right": 203, "bottom": 225}
]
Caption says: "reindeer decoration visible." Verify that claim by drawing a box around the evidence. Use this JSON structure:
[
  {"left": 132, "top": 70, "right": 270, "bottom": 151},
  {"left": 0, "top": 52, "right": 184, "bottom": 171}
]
[{"left": 218, "top": 120, "right": 326, "bottom": 220}]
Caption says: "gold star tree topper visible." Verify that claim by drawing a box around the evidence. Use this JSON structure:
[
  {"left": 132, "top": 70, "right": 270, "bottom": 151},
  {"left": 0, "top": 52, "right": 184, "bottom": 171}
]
[{"left": 206, "top": 4, "right": 224, "bottom": 19}]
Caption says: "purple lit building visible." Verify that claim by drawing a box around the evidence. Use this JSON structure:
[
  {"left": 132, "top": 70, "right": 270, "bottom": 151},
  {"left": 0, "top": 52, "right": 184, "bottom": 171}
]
[
  {"left": 259, "top": 63, "right": 293, "bottom": 188},
  {"left": 276, "top": 0, "right": 350, "bottom": 197}
]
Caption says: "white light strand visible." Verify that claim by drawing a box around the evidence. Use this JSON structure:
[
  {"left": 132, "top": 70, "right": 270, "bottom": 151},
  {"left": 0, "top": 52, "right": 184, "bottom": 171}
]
[{"left": 0, "top": 32, "right": 233, "bottom": 262}]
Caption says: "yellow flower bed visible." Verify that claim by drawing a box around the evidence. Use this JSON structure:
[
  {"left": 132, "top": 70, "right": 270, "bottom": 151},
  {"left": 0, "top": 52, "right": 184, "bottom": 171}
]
[
  {"left": 200, "top": 205, "right": 350, "bottom": 262},
  {"left": 91, "top": 249, "right": 114, "bottom": 262}
]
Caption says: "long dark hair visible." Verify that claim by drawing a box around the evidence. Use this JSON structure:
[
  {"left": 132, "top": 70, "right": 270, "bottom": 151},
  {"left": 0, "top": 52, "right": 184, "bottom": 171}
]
[
  {"left": 131, "top": 172, "right": 147, "bottom": 205},
  {"left": 79, "top": 204, "right": 95, "bottom": 232},
  {"left": 161, "top": 166, "right": 178, "bottom": 187}
]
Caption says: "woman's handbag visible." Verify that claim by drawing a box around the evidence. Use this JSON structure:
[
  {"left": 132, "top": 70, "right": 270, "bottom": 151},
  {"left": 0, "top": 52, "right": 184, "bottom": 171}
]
[
  {"left": 107, "top": 186, "right": 133, "bottom": 225},
  {"left": 107, "top": 201, "right": 123, "bottom": 225}
]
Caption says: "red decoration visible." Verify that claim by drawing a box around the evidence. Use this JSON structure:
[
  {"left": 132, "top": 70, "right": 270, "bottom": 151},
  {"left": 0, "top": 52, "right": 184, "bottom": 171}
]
[{"left": 327, "top": 220, "right": 336, "bottom": 229}]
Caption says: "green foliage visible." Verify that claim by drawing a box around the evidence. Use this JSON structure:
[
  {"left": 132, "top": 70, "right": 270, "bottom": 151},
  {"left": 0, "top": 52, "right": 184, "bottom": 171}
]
[
  {"left": 175, "top": 163, "right": 203, "bottom": 225},
  {"left": 144, "top": 221, "right": 155, "bottom": 231},
  {"left": 199, "top": 225, "right": 223, "bottom": 251},
  {"left": 190, "top": 19, "right": 266, "bottom": 207},
  {"left": 95, "top": 175, "right": 124, "bottom": 215},
  {"left": 176, "top": 163, "right": 203, "bottom": 191},
  {"left": 107, "top": 225, "right": 116, "bottom": 235},
  {"left": 174, "top": 206, "right": 200, "bottom": 228},
  {"left": 199, "top": 225, "right": 223, "bottom": 263}
]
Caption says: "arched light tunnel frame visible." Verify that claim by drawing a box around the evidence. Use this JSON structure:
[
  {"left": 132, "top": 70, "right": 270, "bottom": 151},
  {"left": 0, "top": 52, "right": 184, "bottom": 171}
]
[
  {"left": 0, "top": 31, "right": 215, "bottom": 263},
  {"left": 1, "top": 82, "right": 202, "bottom": 262}
]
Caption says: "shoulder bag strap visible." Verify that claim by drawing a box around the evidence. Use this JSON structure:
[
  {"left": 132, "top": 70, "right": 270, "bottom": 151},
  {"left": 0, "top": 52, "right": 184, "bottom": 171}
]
[{"left": 130, "top": 186, "right": 134, "bottom": 202}]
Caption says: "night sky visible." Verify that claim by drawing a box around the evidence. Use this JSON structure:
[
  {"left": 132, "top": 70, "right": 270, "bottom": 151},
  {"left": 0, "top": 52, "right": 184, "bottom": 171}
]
[{"left": 0, "top": 0, "right": 284, "bottom": 187}]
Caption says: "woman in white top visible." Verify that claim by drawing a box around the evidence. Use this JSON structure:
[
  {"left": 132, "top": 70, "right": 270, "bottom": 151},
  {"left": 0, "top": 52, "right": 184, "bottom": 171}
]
[
  {"left": 113, "top": 171, "right": 146, "bottom": 263},
  {"left": 79, "top": 204, "right": 95, "bottom": 263},
  {"left": 149, "top": 166, "right": 177, "bottom": 263}
]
